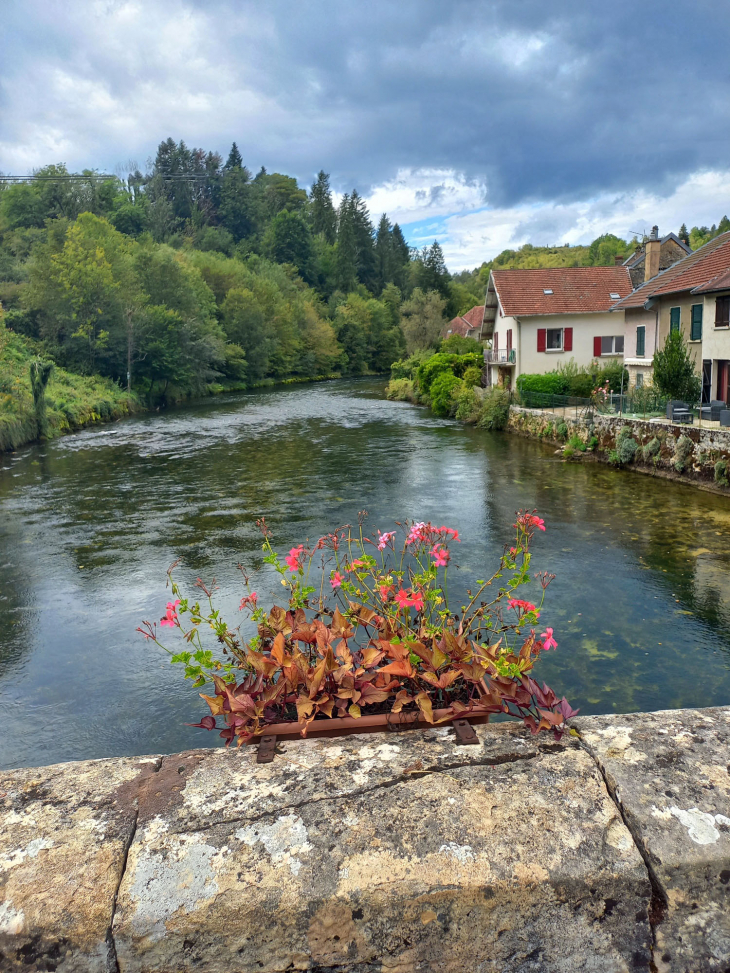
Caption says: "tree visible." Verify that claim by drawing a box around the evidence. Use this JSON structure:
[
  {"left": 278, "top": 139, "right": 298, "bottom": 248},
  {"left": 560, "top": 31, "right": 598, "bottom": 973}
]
[
  {"left": 588, "top": 233, "right": 627, "bottom": 266},
  {"left": 350, "top": 191, "right": 376, "bottom": 291},
  {"left": 225, "top": 142, "right": 243, "bottom": 170},
  {"left": 264, "top": 210, "right": 313, "bottom": 282},
  {"left": 221, "top": 287, "right": 271, "bottom": 381},
  {"left": 375, "top": 214, "right": 393, "bottom": 293},
  {"left": 309, "top": 171, "right": 337, "bottom": 243},
  {"left": 335, "top": 194, "right": 357, "bottom": 293},
  {"left": 219, "top": 167, "right": 254, "bottom": 241},
  {"left": 678, "top": 223, "right": 690, "bottom": 246},
  {"left": 390, "top": 223, "right": 411, "bottom": 292},
  {"left": 400, "top": 288, "right": 446, "bottom": 352},
  {"left": 29, "top": 357, "right": 54, "bottom": 437},
  {"left": 652, "top": 329, "right": 702, "bottom": 403},
  {"left": 415, "top": 242, "right": 450, "bottom": 298}
]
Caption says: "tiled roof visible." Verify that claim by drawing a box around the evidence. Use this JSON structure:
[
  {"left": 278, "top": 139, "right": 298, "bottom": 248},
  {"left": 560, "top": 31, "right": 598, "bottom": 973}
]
[
  {"left": 443, "top": 305, "right": 484, "bottom": 337},
  {"left": 460, "top": 305, "right": 484, "bottom": 329},
  {"left": 491, "top": 267, "right": 632, "bottom": 317},
  {"left": 612, "top": 232, "right": 730, "bottom": 309}
]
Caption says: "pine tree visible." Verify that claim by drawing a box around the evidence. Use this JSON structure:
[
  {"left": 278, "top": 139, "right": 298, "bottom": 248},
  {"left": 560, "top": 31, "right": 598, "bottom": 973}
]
[
  {"left": 678, "top": 223, "right": 690, "bottom": 246},
  {"left": 653, "top": 330, "right": 702, "bottom": 402},
  {"left": 309, "top": 170, "right": 337, "bottom": 243},
  {"left": 417, "top": 242, "right": 451, "bottom": 298},
  {"left": 375, "top": 214, "right": 393, "bottom": 294},
  {"left": 390, "top": 223, "right": 411, "bottom": 292},
  {"left": 225, "top": 142, "right": 243, "bottom": 170},
  {"left": 335, "top": 194, "right": 357, "bottom": 292},
  {"left": 350, "top": 191, "right": 376, "bottom": 291},
  {"left": 719, "top": 216, "right": 730, "bottom": 234}
]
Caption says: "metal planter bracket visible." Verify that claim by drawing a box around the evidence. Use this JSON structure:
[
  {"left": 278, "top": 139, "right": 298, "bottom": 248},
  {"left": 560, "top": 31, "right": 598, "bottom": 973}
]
[
  {"left": 453, "top": 719, "right": 479, "bottom": 745},
  {"left": 256, "top": 734, "right": 278, "bottom": 763}
]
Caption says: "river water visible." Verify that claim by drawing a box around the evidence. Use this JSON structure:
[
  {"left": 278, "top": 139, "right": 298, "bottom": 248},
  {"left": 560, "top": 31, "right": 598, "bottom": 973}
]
[{"left": 1, "top": 378, "right": 729, "bottom": 769}]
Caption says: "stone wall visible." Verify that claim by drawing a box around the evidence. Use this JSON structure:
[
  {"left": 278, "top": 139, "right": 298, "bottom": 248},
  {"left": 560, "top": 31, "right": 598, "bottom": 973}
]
[
  {"left": 508, "top": 405, "right": 730, "bottom": 490},
  {"left": 1, "top": 706, "right": 728, "bottom": 972}
]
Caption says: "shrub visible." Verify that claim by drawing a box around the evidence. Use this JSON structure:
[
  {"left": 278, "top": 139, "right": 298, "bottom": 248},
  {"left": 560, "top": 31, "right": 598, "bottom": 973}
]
[
  {"left": 462, "top": 365, "right": 482, "bottom": 388},
  {"left": 385, "top": 378, "right": 415, "bottom": 402},
  {"left": 588, "top": 436, "right": 599, "bottom": 450},
  {"left": 617, "top": 437, "right": 638, "bottom": 464},
  {"left": 476, "top": 389, "right": 511, "bottom": 430},
  {"left": 440, "top": 334, "right": 483, "bottom": 355},
  {"left": 417, "top": 352, "right": 483, "bottom": 394},
  {"left": 566, "top": 434, "right": 586, "bottom": 452},
  {"left": 608, "top": 449, "right": 620, "bottom": 465},
  {"left": 653, "top": 330, "right": 702, "bottom": 403},
  {"left": 714, "top": 459, "right": 729, "bottom": 486},
  {"left": 556, "top": 421, "right": 568, "bottom": 440},
  {"left": 673, "top": 434, "right": 694, "bottom": 472},
  {"left": 517, "top": 373, "right": 569, "bottom": 395},
  {"left": 643, "top": 437, "right": 661, "bottom": 462},
  {"left": 390, "top": 351, "right": 433, "bottom": 381},
  {"left": 430, "top": 372, "right": 463, "bottom": 416},
  {"left": 563, "top": 446, "right": 575, "bottom": 459},
  {"left": 452, "top": 383, "right": 482, "bottom": 422},
  {"left": 141, "top": 513, "right": 576, "bottom": 745}
]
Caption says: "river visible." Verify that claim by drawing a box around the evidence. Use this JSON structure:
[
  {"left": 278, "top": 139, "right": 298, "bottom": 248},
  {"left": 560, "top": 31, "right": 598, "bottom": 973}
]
[{"left": 1, "top": 378, "right": 729, "bottom": 769}]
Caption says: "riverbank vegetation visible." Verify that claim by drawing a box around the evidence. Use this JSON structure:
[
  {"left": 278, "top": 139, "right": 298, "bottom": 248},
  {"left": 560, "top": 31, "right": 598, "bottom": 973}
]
[{"left": 0, "top": 315, "right": 136, "bottom": 452}]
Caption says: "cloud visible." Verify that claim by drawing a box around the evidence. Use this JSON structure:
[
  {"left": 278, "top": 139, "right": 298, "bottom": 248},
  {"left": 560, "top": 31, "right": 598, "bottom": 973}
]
[
  {"left": 2, "top": 0, "right": 730, "bottom": 269},
  {"left": 393, "top": 168, "right": 730, "bottom": 271}
]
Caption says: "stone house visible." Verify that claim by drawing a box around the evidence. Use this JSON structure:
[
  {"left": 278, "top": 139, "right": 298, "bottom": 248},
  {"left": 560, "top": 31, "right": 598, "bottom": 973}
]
[
  {"left": 480, "top": 267, "right": 632, "bottom": 388},
  {"left": 442, "top": 304, "right": 484, "bottom": 340},
  {"left": 611, "top": 231, "right": 730, "bottom": 398},
  {"left": 621, "top": 226, "right": 691, "bottom": 289}
]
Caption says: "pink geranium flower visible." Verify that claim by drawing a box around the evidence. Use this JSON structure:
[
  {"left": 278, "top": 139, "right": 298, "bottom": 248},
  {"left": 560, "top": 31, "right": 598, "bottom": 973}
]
[
  {"left": 540, "top": 627, "right": 558, "bottom": 650},
  {"left": 409, "top": 590, "right": 425, "bottom": 611},
  {"left": 160, "top": 599, "right": 180, "bottom": 627},
  {"left": 394, "top": 588, "right": 411, "bottom": 609},
  {"left": 285, "top": 545, "right": 305, "bottom": 572},
  {"left": 377, "top": 530, "right": 395, "bottom": 551},
  {"left": 430, "top": 545, "right": 450, "bottom": 567},
  {"left": 330, "top": 571, "right": 344, "bottom": 589},
  {"left": 437, "top": 526, "right": 460, "bottom": 542},
  {"left": 508, "top": 598, "right": 538, "bottom": 614},
  {"left": 239, "top": 592, "right": 258, "bottom": 611},
  {"left": 379, "top": 583, "right": 393, "bottom": 601}
]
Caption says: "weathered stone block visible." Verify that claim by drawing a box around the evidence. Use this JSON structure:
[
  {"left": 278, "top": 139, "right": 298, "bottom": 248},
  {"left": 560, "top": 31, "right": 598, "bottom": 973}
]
[
  {"left": 112, "top": 724, "right": 651, "bottom": 972},
  {"left": 0, "top": 755, "right": 158, "bottom": 973},
  {"left": 575, "top": 707, "right": 730, "bottom": 973}
]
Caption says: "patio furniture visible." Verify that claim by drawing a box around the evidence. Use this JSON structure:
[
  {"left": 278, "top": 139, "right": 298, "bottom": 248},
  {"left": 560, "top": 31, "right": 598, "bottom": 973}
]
[
  {"left": 721, "top": 410, "right": 730, "bottom": 427},
  {"left": 667, "top": 400, "right": 694, "bottom": 424},
  {"left": 700, "top": 399, "right": 726, "bottom": 421}
]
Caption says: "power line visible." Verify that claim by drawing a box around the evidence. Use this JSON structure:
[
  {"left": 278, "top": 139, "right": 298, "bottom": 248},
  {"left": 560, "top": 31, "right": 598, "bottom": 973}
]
[{"left": 0, "top": 174, "right": 116, "bottom": 183}]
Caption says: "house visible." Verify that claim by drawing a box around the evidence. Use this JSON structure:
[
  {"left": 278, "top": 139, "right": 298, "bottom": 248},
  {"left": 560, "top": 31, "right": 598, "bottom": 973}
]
[
  {"left": 480, "top": 267, "right": 632, "bottom": 388},
  {"left": 443, "top": 305, "right": 484, "bottom": 340},
  {"left": 611, "top": 231, "right": 730, "bottom": 398},
  {"left": 621, "top": 226, "right": 691, "bottom": 289}
]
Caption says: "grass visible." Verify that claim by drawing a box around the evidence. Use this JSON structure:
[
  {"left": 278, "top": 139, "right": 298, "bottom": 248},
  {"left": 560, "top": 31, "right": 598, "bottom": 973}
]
[{"left": 0, "top": 326, "right": 139, "bottom": 452}]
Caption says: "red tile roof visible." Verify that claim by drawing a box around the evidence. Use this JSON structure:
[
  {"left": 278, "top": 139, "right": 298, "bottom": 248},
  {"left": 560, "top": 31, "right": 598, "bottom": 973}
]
[
  {"left": 443, "top": 305, "right": 484, "bottom": 337},
  {"left": 491, "top": 267, "right": 632, "bottom": 317},
  {"left": 612, "top": 232, "right": 730, "bottom": 308}
]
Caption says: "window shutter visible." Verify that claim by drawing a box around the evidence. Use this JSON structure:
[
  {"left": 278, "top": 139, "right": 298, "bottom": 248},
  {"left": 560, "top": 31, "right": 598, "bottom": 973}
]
[
  {"left": 636, "top": 326, "right": 645, "bottom": 357},
  {"left": 670, "top": 307, "right": 680, "bottom": 332},
  {"left": 563, "top": 327, "right": 573, "bottom": 352},
  {"left": 715, "top": 297, "right": 729, "bottom": 327},
  {"left": 690, "top": 304, "right": 703, "bottom": 341},
  {"left": 593, "top": 336, "right": 602, "bottom": 358},
  {"left": 493, "top": 332, "right": 498, "bottom": 351},
  {"left": 537, "top": 328, "right": 546, "bottom": 352}
]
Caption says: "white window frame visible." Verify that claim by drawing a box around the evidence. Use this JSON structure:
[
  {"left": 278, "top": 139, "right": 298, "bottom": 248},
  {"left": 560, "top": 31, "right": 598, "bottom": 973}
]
[
  {"left": 545, "top": 327, "right": 563, "bottom": 351},
  {"left": 600, "top": 335, "right": 624, "bottom": 356}
]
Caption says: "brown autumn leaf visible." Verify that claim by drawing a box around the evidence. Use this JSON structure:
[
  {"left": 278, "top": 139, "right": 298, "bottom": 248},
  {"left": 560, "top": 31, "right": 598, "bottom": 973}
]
[
  {"left": 361, "top": 645, "right": 385, "bottom": 669},
  {"left": 414, "top": 691, "right": 434, "bottom": 723},
  {"left": 348, "top": 703, "right": 362, "bottom": 719},
  {"left": 200, "top": 692, "right": 225, "bottom": 716},
  {"left": 271, "top": 632, "right": 292, "bottom": 667},
  {"left": 380, "top": 658, "right": 415, "bottom": 678},
  {"left": 420, "top": 669, "right": 460, "bottom": 690},
  {"left": 296, "top": 695, "right": 315, "bottom": 722}
]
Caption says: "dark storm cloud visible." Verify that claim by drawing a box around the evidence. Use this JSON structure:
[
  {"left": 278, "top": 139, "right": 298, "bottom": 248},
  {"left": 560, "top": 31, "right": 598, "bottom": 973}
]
[{"left": 1, "top": 0, "right": 729, "bottom": 208}]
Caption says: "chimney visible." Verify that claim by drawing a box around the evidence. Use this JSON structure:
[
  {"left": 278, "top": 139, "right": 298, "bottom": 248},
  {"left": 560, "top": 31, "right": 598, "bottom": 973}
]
[
  {"left": 645, "top": 225, "right": 661, "bottom": 281},
  {"left": 614, "top": 254, "right": 624, "bottom": 266}
]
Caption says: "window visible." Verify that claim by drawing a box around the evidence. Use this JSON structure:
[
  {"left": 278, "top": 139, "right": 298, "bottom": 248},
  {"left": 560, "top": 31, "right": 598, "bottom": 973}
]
[
  {"left": 670, "top": 306, "right": 681, "bottom": 332},
  {"left": 715, "top": 296, "right": 730, "bottom": 328},
  {"left": 690, "top": 304, "right": 703, "bottom": 341},
  {"left": 636, "top": 372, "right": 644, "bottom": 388},
  {"left": 600, "top": 335, "right": 624, "bottom": 355},
  {"left": 546, "top": 327, "right": 562, "bottom": 350},
  {"left": 636, "top": 325, "right": 646, "bottom": 357},
  {"left": 543, "top": 288, "right": 553, "bottom": 295},
  {"left": 609, "top": 292, "right": 621, "bottom": 300}
]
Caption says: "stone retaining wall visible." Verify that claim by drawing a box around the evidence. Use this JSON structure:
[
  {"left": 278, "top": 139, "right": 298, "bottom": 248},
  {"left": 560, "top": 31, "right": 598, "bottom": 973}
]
[
  {"left": 1, "top": 707, "right": 728, "bottom": 972},
  {"left": 508, "top": 406, "right": 730, "bottom": 490}
]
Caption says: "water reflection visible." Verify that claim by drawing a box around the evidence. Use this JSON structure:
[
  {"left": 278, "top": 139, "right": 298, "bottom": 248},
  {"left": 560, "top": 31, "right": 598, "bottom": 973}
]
[{"left": 1, "top": 379, "right": 729, "bottom": 769}]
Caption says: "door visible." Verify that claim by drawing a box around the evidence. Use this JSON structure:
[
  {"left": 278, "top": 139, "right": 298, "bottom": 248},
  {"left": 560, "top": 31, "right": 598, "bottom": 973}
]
[
  {"left": 702, "top": 360, "right": 712, "bottom": 404},
  {"left": 718, "top": 361, "right": 729, "bottom": 404}
]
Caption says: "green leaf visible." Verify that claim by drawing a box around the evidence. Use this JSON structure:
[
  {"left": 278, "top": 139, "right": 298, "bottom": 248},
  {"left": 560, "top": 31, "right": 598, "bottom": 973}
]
[{"left": 171, "top": 651, "right": 192, "bottom": 664}]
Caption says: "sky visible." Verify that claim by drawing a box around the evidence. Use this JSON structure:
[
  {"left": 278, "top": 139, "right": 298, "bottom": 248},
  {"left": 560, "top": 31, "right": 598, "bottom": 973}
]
[{"left": 2, "top": 0, "right": 730, "bottom": 270}]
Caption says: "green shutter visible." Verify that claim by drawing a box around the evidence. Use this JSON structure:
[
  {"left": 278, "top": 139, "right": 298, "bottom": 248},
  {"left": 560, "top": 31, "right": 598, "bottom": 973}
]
[
  {"left": 670, "top": 307, "right": 680, "bottom": 332},
  {"left": 636, "top": 325, "right": 645, "bottom": 356},
  {"left": 690, "top": 304, "right": 703, "bottom": 341}
]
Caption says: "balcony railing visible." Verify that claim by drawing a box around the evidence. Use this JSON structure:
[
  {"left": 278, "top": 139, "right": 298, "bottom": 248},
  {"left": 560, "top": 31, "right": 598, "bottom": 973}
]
[{"left": 484, "top": 349, "right": 516, "bottom": 365}]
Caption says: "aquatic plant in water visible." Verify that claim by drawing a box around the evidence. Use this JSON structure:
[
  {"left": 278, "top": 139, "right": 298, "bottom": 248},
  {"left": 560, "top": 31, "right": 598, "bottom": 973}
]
[{"left": 139, "top": 512, "right": 576, "bottom": 745}]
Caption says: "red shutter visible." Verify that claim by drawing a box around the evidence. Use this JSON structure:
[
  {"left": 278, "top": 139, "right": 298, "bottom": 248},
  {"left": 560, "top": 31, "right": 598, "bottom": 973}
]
[
  {"left": 564, "top": 327, "right": 573, "bottom": 352},
  {"left": 537, "top": 328, "right": 546, "bottom": 352},
  {"left": 593, "top": 336, "right": 602, "bottom": 358}
]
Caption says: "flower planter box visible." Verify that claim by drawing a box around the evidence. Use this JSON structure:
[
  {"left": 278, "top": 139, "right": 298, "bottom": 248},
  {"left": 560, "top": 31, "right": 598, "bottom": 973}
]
[{"left": 246, "top": 704, "right": 495, "bottom": 742}]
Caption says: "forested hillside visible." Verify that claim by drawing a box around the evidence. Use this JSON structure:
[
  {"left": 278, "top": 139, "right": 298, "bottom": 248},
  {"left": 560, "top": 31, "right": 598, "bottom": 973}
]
[{"left": 0, "top": 141, "right": 485, "bottom": 408}]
